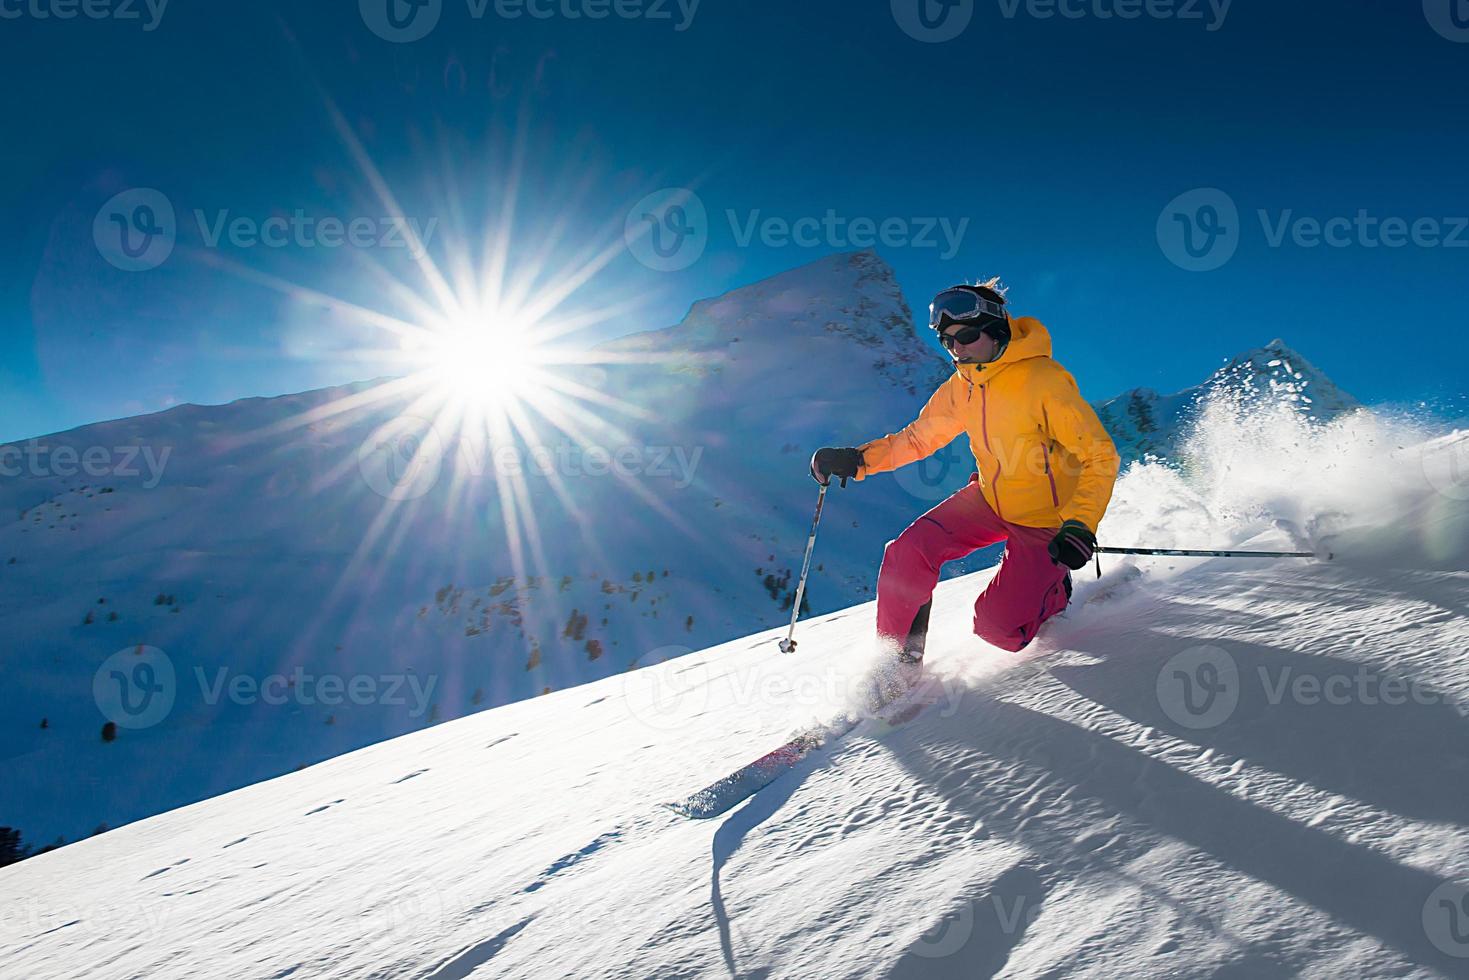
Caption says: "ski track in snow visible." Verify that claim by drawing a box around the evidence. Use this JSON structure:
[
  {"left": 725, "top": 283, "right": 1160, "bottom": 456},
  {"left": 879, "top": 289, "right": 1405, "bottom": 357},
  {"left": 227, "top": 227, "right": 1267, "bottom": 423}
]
[{"left": 3, "top": 423, "right": 1468, "bottom": 977}]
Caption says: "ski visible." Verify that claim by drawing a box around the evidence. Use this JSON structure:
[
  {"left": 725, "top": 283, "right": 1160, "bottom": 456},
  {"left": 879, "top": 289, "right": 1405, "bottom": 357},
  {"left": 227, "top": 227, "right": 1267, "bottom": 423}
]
[
  {"left": 1080, "top": 563, "right": 1144, "bottom": 606},
  {"left": 663, "top": 685, "right": 939, "bottom": 820},
  {"left": 663, "top": 716, "right": 861, "bottom": 819}
]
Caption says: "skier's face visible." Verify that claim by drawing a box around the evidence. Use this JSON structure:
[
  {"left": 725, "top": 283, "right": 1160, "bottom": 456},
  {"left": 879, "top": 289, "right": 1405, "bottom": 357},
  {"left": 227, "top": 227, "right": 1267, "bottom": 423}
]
[{"left": 940, "top": 323, "right": 1000, "bottom": 364}]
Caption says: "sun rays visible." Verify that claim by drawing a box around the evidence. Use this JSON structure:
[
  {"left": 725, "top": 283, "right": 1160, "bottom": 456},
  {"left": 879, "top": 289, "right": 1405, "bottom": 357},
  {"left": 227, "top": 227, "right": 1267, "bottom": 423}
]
[{"left": 197, "top": 96, "right": 711, "bottom": 678}]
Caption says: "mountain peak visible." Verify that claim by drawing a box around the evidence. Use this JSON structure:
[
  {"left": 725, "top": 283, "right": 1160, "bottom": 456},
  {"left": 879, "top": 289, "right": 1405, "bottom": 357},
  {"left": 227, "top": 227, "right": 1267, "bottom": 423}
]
[
  {"left": 1096, "top": 339, "right": 1361, "bottom": 463},
  {"left": 1209, "top": 339, "right": 1357, "bottom": 413},
  {"left": 600, "top": 250, "right": 944, "bottom": 396},
  {"left": 673, "top": 250, "right": 906, "bottom": 341}
]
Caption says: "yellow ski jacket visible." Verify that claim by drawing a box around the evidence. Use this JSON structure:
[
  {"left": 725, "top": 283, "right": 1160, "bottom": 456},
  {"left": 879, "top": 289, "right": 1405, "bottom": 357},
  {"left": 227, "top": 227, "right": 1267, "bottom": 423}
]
[{"left": 856, "top": 316, "right": 1121, "bottom": 531}]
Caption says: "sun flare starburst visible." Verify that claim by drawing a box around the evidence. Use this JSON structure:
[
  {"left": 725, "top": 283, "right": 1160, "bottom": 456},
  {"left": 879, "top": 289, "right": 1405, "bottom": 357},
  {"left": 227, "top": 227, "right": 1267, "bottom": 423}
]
[
  {"left": 426, "top": 314, "right": 546, "bottom": 416},
  {"left": 204, "top": 96, "right": 706, "bottom": 678}
]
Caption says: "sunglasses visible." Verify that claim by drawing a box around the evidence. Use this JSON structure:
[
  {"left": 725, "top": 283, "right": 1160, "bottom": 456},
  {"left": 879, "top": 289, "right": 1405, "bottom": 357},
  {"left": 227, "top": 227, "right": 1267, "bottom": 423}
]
[{"left": 939, "top": 322, "right": 990, "bottom": 348}]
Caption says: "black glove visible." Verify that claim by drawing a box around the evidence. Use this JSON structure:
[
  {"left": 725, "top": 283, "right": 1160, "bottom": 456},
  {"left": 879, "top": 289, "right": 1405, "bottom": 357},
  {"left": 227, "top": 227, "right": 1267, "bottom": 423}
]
[
  {"left": 1047, "top": 519, "right": 1097, "bottom": 570},
  {"left": 810, "top": 447, "right": 864, "bottom": 488}
]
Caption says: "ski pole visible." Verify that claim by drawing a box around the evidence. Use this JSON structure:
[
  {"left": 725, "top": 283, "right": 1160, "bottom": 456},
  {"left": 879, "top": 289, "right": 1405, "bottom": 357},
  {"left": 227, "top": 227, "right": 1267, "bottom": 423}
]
[
  {"left": 1096, "top": 546, "right": 1325, "bottom": 560},
  {"left": 778, "top": 482, "right": 827, "bottom": 653},
  {"left": 1090, "top": 544, "right": 1328, "bottom": 579}
]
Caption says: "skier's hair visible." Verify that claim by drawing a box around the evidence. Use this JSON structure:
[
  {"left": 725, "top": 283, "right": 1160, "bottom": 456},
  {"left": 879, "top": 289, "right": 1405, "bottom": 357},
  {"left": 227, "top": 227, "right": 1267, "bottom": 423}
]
[{"left": 968, "top": 277, "right": 1008, "bottom": 306}]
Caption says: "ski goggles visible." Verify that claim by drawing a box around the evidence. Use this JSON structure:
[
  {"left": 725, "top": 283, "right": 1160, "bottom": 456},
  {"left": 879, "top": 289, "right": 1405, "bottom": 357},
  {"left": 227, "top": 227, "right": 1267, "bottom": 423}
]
[{"left": 929, "top": 288, "right": 1007, "bottom": 332}]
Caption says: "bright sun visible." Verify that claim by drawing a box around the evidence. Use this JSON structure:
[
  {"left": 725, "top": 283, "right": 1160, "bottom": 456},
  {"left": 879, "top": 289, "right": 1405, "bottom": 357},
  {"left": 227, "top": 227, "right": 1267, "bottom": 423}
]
[{"left": 430, "top": 318, "right": 545, "bottom": 413}]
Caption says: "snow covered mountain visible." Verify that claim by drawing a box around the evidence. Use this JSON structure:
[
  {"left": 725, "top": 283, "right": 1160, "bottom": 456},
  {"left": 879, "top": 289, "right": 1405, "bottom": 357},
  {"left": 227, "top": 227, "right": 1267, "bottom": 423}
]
[
  {"left": 2, "top": 250, "right": 964, "bottom": 851},
  {"left": 1094, "top": 339, "right": 1362, "bottom": 464},
  {"left": 3, "top": 418, "right": 1465, "bottom": 978}
]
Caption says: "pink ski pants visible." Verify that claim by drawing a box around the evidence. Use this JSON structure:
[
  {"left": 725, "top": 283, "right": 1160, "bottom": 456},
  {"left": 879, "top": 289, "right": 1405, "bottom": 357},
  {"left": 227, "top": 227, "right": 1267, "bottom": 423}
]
[{"left": 876, "top": 475, "right": 1072, "bottom": 653}]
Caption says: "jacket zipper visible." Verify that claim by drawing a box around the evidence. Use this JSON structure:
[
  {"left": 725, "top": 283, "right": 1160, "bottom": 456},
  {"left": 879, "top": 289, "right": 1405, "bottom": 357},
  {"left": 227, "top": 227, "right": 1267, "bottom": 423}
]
[
  {"left": 1042, "top": 442, "right": 1061, "bottom": 508},
  {"left": 1040, "top": 408, "right": 1060, "bottom": 508},
  {"left": 980, "top": 386, "right": 1004, "bottom": 519}
]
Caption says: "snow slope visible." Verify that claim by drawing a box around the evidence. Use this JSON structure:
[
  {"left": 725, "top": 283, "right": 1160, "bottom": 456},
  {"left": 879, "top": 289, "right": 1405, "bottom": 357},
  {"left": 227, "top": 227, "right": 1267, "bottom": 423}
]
[{"left": 4, "top": 407, "right": 1466, "bottom": 978}]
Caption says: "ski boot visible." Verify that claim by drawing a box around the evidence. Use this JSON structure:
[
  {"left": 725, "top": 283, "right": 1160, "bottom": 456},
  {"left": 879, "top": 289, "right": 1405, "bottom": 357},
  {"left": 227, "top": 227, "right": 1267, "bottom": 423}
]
[{"left": 865, "top": 601, "right": 930, "bottom": 713}]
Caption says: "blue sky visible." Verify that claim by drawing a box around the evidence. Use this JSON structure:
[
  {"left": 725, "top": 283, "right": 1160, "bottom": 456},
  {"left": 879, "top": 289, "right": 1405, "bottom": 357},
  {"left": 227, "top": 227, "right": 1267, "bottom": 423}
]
[{"left": 2, "top": 0, "right": 1467, "bottom": 442}]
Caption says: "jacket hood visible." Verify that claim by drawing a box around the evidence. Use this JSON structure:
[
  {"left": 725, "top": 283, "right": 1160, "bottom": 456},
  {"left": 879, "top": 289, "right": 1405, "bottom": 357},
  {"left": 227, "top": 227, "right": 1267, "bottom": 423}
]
[{"left": 955, "top": 315, "right": 1052, "bottom": 385}]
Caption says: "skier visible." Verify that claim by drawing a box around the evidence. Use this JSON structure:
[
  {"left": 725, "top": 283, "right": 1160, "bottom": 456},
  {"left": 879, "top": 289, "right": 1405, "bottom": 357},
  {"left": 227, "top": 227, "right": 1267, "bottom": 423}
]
[{"left": 812, "top": 281, "right": 1120, "bottom": 697}]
